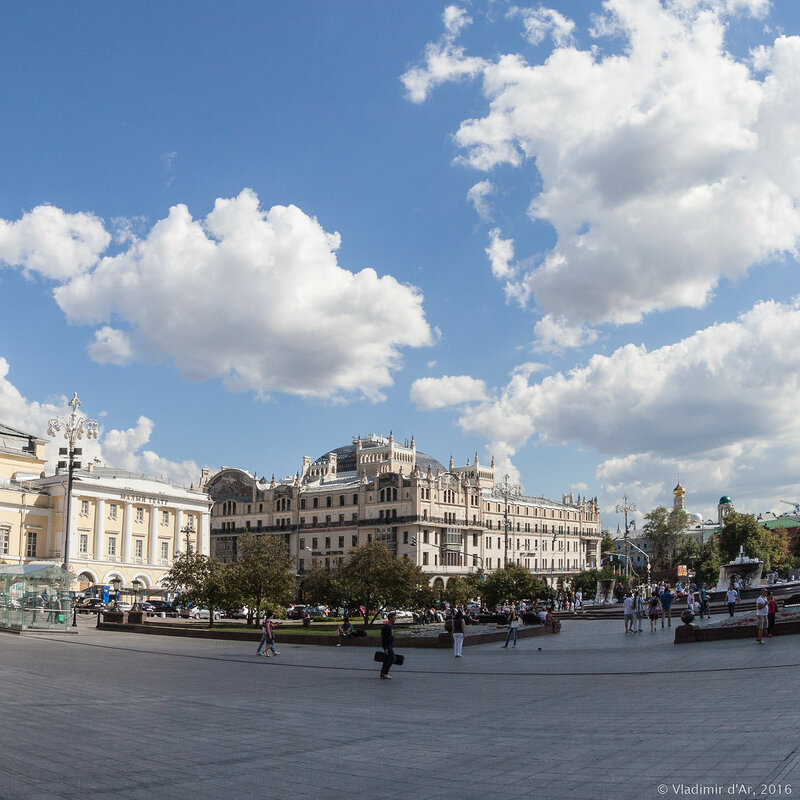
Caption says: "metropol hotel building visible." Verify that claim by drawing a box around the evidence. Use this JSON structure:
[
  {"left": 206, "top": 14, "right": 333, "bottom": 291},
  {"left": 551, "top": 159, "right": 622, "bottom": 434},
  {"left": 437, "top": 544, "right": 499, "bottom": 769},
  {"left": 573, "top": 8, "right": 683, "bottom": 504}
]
[
  {"left": 205, "top": 433, "right": 603, "bottom": 590},
  {"left": 2, "top": 422, "right": 601, "bottom": 593}
]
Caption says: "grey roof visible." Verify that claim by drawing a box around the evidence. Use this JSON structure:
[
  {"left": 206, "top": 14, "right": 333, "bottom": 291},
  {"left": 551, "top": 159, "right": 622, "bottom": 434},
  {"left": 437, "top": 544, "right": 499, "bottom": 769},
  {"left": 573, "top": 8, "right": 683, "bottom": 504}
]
[{"left": 313, "top": 442, "right": 446, "bottom": 475}]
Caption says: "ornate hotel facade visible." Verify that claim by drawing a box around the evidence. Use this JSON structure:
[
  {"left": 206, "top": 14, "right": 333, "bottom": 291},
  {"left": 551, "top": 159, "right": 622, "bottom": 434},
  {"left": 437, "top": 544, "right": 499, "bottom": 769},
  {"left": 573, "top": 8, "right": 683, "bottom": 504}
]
[
  {"left": 0, "top": 424, "right": 211, "bottom": 594},
  {"left": 205, "top": 433, "right": 602, "bottom": 589}
]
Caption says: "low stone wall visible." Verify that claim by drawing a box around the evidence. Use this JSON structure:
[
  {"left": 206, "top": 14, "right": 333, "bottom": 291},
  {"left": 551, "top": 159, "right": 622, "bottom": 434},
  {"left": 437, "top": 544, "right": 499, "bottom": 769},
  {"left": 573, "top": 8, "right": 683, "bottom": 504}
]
[
  {"left": 674, "top": 619, "right": 800, "bottom": 643},
  {"left": 98, "top": 620, "right": 560, "bottom": 648}
]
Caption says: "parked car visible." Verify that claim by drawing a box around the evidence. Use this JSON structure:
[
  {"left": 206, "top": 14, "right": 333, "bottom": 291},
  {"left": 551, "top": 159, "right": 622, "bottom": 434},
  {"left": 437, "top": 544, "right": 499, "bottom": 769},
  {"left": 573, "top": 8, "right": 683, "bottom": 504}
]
[
  {"left": 146, "top": 600, "right": 178, "bottom": 617},
  {"left": 76, "top": 598, "right": 107, "bottom": 614},
  {"left": 181, "top": 606, "right": 222, "bottom": 620},
  {"left": 230, "top": 607, "right": 252, "bottom": 619},
  {"left": 138, "top": 601, "right": 157, "bottom": 614},
  {"left": 304, "top": 605, "right": 329, "bottom": 618},
  {"left": 286, "top": 604, "right": 306, "bottom": 620},
  {"left": 112, "top": 601, "right": 133, "bottom": 613}
]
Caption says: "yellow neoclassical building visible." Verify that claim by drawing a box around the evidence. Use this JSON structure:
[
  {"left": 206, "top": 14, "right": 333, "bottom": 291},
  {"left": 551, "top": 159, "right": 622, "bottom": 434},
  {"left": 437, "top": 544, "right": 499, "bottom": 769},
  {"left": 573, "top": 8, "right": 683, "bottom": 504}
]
[{"left": 0, "top": 423, "right": 211, "bottom": 595}]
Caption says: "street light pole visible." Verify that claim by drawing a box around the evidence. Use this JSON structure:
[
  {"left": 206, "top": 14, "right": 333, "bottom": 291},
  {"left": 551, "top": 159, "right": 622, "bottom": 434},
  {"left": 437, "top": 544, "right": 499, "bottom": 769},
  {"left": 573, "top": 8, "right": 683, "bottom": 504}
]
[
  {"left": 615, "top": 494, "right": 637, "bottom": 581},
  {"left": 491, "top": 474, "right": 522, "bottom": 568},
  {"left": 181, "top": 524, "right": 195, "bottom": 555},
  {"left": 47, "top": 393, "right": 99, "bottom": 572}
]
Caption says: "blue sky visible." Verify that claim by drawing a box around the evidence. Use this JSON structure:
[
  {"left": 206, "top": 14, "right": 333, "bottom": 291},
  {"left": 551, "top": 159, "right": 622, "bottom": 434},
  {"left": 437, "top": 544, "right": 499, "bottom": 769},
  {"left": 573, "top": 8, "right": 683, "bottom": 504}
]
[{"left": 3, "top": 0, "right": 800, "bottom": 529}]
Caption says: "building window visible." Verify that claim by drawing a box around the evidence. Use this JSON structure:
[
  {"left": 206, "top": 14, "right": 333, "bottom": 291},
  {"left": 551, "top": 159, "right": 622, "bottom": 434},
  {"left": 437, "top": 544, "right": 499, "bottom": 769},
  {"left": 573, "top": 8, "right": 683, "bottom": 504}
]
[
  {"left": 338, "top": 536, "right": 344, "bottom": 548},
  {"left": 423, "top": 530, "right": 429, "bottom": 544},
  {"left": 80, "top": 499, "right": 89, "bottom": 516},
  {"left": 299, "top": 538, "right": 306, "bottom": 550},
  {"left": 0, "top": 528, "right": 8, "bottom": 555},
  {"left": 161, "top": 541, "right": 169, "bottom": 561},
  {"left": 107, "top": 537, "right": 117, "bottom": 557},
  {"left": 134, "top": 539, "right": 143, "bottom": 559},
  {"left": 352, "top": 535, "right": 358, "bottom": 546},
  {"left": 352, "top": 512, "right": 357, "bottom": 522},
  {"left": 352, "top": 494, "right": 358, "bottom": 505},
  {"left": 136, "top": 508, "right": 144, "bottom": 523},
  {"left": 301, "top": 499, "right": 306, "bottom": 510},
  {"left": 325, "top": 537, "right": 331, "bottom": 549},
  {"left": 26, "top": 531, "right": 38, "bottom": 557},
  {"left": 339, "top": 495, "right": 345, "bottom": 506},
  {"left": 473, "top": 534, "right": 478, "bottom": 547},
  {"left": 79, "top": 534, "right": 88, "bottom": 554},
  {"left": 162, "top": 510, "right": 169, "bottom": 525},
  {"left": 313, "top": 498, "right": 318, "bottom": 509},
  {"left": 403, "top": 531, "right": 408, "bottom": 544},
  {"left": 312, "top": 537, "right": 318, "bottom": 550},
  {"left": 109, "top": 504, "right": 118, "bottom": 520},
  {"left": 326, "top": 496, "right": 332, "bottom": 507},
  {"left": 422, "top": 552, "right": 428, "bottom": 565}
]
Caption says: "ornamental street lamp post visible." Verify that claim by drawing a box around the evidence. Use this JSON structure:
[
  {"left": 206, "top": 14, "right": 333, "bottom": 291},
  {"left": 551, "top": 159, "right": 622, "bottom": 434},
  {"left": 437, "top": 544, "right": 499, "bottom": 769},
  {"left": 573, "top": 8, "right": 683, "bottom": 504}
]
[
  {"left": 181, "top": 524, "right": 195, "bottom": 555},
  {"left": 491, "top": 474, "right": 522, "bottom": 568},
  {"left": 615, "top": 494, "right": 637, "bottom": 581},
  {"left": 47, "top": 392, "right": 99, "bottom": 628}
]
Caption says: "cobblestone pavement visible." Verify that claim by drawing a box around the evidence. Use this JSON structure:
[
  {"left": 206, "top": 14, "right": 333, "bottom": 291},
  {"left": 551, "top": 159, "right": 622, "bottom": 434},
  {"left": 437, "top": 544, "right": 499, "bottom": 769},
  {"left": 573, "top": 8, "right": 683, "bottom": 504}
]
[{"left": 1, "top": 614, "right": 798, "bottom": 800}]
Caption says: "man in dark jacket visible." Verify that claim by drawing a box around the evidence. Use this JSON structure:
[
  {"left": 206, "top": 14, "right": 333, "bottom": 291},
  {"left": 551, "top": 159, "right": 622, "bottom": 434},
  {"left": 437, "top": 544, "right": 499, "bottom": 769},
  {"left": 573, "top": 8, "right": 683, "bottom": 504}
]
[{"left": 380, "top": 612, "right": 396, "bottom": 679}]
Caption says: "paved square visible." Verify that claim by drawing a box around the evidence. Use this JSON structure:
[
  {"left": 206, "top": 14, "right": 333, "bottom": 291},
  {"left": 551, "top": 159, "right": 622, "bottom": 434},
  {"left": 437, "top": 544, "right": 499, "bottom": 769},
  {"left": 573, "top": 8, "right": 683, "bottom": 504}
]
[{"left": 1, "top": 616, "right": 798, "bottom": 800}]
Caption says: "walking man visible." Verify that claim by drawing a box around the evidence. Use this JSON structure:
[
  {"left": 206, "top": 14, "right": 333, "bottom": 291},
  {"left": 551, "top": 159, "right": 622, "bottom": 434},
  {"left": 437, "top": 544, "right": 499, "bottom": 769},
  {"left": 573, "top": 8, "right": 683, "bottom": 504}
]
[
  {"left": 574, "top": 589, "right": 584, "bottom": 614},
  {"left": 726, "top": 583, "right": 739, "bottom": 618},
  {"left": 380, "top": 611, "right": 396, "bottom": 679},
  {"left": 660, "top": 585, "right": 673, "bottom": 628},
  {"left": 623, "top": 591, "right": 635, "bottom": 632},
  {"left": 756, "top": 588, "right": 769, "bottom": 644}
]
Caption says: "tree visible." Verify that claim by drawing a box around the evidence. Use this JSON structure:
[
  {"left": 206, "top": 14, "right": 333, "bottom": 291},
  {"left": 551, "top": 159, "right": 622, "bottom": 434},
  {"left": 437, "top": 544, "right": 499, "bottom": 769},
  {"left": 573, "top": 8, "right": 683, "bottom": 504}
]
[
  {"left": 230, "top": 534, "right": 295, "bottom": 625},
  {"left": 642, "top": 506, "right": 688, "bottom": 570},
  {"left": 479, "top": 564, "right": 552, "bottom": 609},
  {"left": 161, "top": 553, "right": 233, "bottom": 627},
  {"left": 303, "top": 542, "right": 432, "bottom": 627},
  {"left": 442, "top": 575, "right": 473, "bottom": 608},
  {"left": 718, "top": 511, "right": 769, "bottom": 564},
  {"left": 600, "top": 531, "right": 616, "bottom": 564},
  {"left": 696, "top": 535, "right": 721, "bottom": 587}
]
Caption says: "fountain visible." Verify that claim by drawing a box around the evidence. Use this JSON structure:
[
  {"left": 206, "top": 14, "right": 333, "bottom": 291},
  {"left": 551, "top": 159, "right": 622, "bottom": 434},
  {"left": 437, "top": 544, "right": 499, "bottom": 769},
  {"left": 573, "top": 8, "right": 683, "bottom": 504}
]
[
  {"left": 716, "top": 545, "right": 764, "bottom": 592},
  {"left": 595, "top": 578, "right": 616, "bottom": 605}
]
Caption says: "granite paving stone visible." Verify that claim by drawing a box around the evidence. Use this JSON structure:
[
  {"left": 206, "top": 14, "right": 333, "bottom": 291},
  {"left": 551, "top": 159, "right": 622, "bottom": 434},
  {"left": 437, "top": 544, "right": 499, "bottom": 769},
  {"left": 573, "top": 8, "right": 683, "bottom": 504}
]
[{"left": 2, "top": 614, "right": 800, "bottom": 799}]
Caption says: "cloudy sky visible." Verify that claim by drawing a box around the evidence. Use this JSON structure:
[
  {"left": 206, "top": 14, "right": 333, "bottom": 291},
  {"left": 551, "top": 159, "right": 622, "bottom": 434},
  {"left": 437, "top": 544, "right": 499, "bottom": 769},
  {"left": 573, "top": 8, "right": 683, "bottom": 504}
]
[{"left": 2, "top": 0, "right": 800, "bottom": 528}]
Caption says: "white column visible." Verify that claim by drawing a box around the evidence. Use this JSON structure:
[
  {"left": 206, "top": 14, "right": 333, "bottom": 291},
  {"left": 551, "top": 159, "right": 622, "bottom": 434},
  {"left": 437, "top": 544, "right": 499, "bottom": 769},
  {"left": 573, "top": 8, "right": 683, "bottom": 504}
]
[
  {"left": 94, "top": 498, "right": 105, "bottom": 560},
  {"left": 67, "top": 493, "right": 78, "bottom": 562},
  {"left": 148, "top": 505, "right": 159, "bottom": 564},
  {"left": 122, "top": 502, "right": 133, "bottom": 563},
  {"left": 200, "top": 511, "right": 210, "bottom": 556},
  {"left": 175, "top": 509, "right": 183, "bottom": 555}
]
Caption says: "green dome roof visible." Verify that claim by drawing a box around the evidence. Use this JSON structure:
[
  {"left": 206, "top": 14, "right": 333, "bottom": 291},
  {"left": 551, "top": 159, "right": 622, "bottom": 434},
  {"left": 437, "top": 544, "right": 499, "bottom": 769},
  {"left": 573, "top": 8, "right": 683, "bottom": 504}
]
[{"left": 719, "top": 496, "right": 732, "bottom": 505}]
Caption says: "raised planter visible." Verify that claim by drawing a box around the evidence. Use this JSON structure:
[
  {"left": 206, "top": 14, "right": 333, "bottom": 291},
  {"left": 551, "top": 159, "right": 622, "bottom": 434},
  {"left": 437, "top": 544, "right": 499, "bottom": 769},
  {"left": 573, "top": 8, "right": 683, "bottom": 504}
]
[
  {"left": 98, "top": 620, "right": 562, "bottom": 647},
  {"left": 127, "top": 611, "right": 147, "bottom": 625},
  {"left": 675, "top": 618, "right": 800, "bottom": 643},
  {"left": 102, "top": 611, "right": 124, "bottom": 624}
]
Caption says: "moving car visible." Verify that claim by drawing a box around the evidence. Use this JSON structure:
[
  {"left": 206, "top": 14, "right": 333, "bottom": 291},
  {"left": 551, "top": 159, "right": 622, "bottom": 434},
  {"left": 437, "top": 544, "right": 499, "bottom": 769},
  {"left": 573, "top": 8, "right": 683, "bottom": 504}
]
[{"left": 76, "top": 598, "right": 107, "bottom": 614}]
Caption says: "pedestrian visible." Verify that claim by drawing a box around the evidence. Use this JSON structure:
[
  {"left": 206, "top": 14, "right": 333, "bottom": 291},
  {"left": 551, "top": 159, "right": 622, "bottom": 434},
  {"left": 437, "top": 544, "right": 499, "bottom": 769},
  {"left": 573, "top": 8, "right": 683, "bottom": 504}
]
[
  {"left": 660, "top": 585, "right": 673, "bottom": 628},
  {"left": 699, "top": 583, "right": 710, "bottom": 619},
  {"left": 767, "top": 590, "right": 777, "bottom": 638},
  {"left": 648, "top": 596, "right": 660, "bottom": 631},
  {"left": 726, "top": 583, "right": 739, "bottom": 618},
  {"left": 256, "top": 611, "right": 279, "bottom": 657},
  {"left": 452, "top": 609, "right": 466, "bottom": 658},
  {"left": 756, "top": 588, "right": 769, "bottom": 645},
  {"left": 379, "top": 611, "right": 396, "bottom": 679},
  {"left": 633, "top": 590, "right": 644, "bottom": 632},
  {"left": 574, "top": 588, "right": 584, "bottom": 614},
  {"left": 503, "top": 607, "right": 521, "bottom": 647},
  {"left": 623, "top": 591, "right": 635, "bottom": 632}
]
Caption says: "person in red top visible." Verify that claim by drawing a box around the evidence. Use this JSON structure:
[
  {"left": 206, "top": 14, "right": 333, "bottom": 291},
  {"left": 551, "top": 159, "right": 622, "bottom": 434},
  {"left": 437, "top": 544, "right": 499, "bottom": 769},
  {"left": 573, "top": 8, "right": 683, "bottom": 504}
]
[
  {"left": 257, "top": 611, "right": 280, "bottom": 657},
  {"left": 767, "top": 590, "right": 778, "bottom": 638}
]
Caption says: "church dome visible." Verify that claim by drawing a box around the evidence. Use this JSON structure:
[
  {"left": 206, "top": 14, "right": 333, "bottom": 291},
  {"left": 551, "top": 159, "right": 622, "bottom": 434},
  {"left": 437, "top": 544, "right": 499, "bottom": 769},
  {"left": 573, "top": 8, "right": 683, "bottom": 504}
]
[{"left": 719, "top": 496, "right": 732, "bottom": 505}]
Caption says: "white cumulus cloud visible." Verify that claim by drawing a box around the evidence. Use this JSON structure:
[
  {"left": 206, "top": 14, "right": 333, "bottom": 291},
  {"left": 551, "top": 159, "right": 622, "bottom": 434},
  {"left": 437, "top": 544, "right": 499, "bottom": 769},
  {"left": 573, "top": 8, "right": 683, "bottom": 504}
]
[
  {"left": 0, "top": 189, "right": 431, "bottom": 402},
  {"left": 0, "top": 204, "right": 110, "bottom": 281},
  {"left": 0, "top": 360, "right": 203, "bottom": 488},
  {"left": 410, "top": 374, "right": 488, "bottom": 410},
  {"left": 409, "top": 0, "right": 800, "bottom": 339}
]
